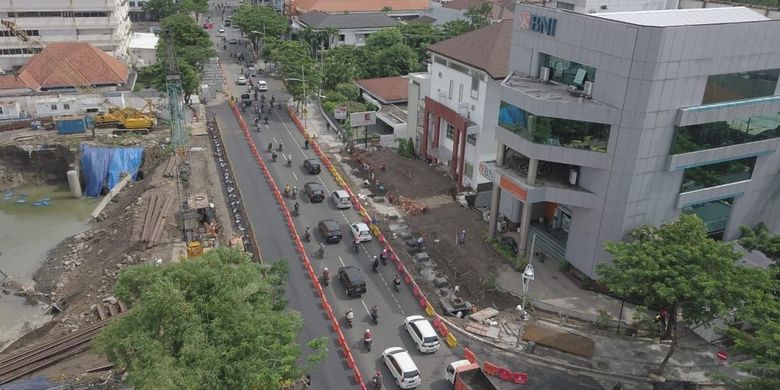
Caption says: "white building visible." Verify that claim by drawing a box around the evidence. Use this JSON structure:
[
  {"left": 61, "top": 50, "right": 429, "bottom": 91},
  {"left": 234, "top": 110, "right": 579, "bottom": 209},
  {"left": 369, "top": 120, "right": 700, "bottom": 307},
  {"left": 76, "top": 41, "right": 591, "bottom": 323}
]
[
  {"left": 292, "top": 10, "right": 399, "bottom": 47},
  {"left": 128, "top": 32, "right": 158, "bottom": 68},
  {"left": 550, "top": 0, "right": 678, "bottom": 13},
  {"left": 0, "top": 0, "right": 133, "bottom": 71},
  {"left": 416, "top": 20, "right": 512, "bottom": 192}
]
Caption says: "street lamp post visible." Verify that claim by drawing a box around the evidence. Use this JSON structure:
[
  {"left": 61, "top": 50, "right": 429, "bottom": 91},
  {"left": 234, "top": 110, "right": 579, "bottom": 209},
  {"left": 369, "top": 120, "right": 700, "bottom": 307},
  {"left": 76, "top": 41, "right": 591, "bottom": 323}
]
[
  {"left": 285, "top": 66, "right": 308, "bottom": 134},
  {"left": 515, "top": 239, "right": 535, "bottom": 347}
]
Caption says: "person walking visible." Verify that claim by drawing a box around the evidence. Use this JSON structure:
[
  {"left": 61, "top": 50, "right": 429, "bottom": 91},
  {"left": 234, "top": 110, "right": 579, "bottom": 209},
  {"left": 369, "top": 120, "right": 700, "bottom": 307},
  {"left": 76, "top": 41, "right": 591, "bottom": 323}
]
[{"left": 458, "top": 229, "right": 466, "bottom": 245}]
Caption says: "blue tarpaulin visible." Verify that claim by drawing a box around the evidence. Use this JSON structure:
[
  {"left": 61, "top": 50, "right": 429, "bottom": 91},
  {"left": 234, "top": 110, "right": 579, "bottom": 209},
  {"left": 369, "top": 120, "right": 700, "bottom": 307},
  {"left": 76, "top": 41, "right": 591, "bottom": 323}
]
[{"left": 80, "top": 145, "right": 144, "bottom": 197}]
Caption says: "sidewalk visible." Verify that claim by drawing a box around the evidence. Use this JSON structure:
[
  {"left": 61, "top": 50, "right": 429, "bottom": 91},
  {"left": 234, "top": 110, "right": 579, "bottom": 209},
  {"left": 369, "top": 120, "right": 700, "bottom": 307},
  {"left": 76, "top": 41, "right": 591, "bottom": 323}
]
[{"left": 299, "top": 100, "right": 742, "bottom": 386}]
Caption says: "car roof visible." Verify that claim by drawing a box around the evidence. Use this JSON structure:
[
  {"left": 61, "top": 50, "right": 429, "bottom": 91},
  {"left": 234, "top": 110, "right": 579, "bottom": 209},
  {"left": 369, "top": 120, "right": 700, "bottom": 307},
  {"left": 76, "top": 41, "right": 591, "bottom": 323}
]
[
  {"left": 384, "top": 347, "right": 417, "bottom": 372},
  {"left": 333, "top": 189, "right": 349, "bottom": 197},
  {"left": 407, "top": 316, "right": 436, "bottom": 336},
  {"left": 319, "top": 219, "right": 339, "bottom": 228},
  {"left": 352, "top": 222, "right": 369, "bottom": 229},
  {"left": 305, "top": 158, "right": 319, "bottom": 164},
  {"left": 305, "top": 182, "right": 323, "bottom": 188}
]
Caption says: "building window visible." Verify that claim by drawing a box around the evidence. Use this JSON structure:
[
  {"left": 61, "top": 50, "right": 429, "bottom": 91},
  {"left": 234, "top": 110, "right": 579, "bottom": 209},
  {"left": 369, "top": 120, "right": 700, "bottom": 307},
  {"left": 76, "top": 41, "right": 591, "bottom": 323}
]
[
  {"left": 63, "top": 103, "right": 70, "bottom": 110},
  {"left": 130, "top": 1, "right": 136, "bottom": 6},
  {"left": 434, "top": 57, "right": 447, "bottom": 66},
  {"left": 50, "top": 105, "right": 57, "bottom": 110},
  {"left": 445, "top": 124, "right": 455, "bottom": 140},
  {"left": 680, "top": 156, "right": 757, "bottom": 193},
  {"left": 450, "top": 62, "right": 469, "bottom": 75},
  {"left": 556, "top": 2, "right": 575, "bottom": 10},
  {"left": 464, "top": 162, "right": 474, "bottom": 179},
  {"left": 448, "top": 80, "right": 453, "bottom": 99},
  {"left": 0, "top": 107, "right": 4, "bottom": 114},
  {"left": 540, "top": 53, "right": 596, "bottom": 87},
  {"left": 498, "top": 101, "right": 610, "bottom": 152},
  {"left": 458, "top": 84, "right": 463, "bottom": 102},
  {"left": 671, "top": 112, "right": 780, "bottom": 154},
  {"left": 702, "top": 69, "right": 780, "bottom": 104},
  {"left": 682, "top": 197, "right": 734, "bottom": 240},
  {"left": 338, "top": 34, "right": 345, "bottom": 42},
  {"left": 470, "top": 74, "right": 479, "bottom": 99},
  {"left": 467, "top": 133, "right": 477, "bottom": 146}
]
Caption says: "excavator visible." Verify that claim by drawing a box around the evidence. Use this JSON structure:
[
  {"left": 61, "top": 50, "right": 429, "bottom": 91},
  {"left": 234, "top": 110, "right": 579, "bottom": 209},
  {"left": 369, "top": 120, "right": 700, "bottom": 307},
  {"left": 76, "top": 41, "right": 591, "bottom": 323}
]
[{"left": 1, "top": 19, "right": 157, "bottom": 132}]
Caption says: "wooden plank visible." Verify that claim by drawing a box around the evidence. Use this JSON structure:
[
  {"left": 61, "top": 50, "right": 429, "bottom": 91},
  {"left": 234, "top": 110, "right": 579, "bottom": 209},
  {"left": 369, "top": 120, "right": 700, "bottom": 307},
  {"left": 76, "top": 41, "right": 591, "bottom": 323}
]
[
  {"left": 107, "top": 303, "right": 118, "bottom": 318},
  {"left": 469, "top": 307, "right": 500, "bottom": 323},
  {"left": 89, "top": 174, "right": 133, "bottom": 220},
  {"left": 522, "top": 322, "right": 595, "bottom": 358},
  {"left": 141, "top": 194, "right": 158, "bottom": 242},
  {"left": 118, "top": 300, "right": 128, "bottom": 313},
  {"left": 95, "top": 305, "right": 107, "bottom": 321}
]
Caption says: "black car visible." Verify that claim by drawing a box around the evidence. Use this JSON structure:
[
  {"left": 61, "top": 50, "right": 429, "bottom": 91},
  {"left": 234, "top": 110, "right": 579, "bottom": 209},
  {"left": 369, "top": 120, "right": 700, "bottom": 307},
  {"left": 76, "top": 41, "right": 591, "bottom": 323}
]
[
  {"left": 338, "top": 266, "right": 367, "bottom": 297},
  {"left": 240, "top": 93, "right": 251, "bottom": 107},
  {"left": 303, "top": 159, "right": 321, "bottom": 174},
  {"left": 304, "top": 182, "right": 325, "bottom": 203},
  {"left": 318, "top": 219, "right": 342, "bottom": 243}
]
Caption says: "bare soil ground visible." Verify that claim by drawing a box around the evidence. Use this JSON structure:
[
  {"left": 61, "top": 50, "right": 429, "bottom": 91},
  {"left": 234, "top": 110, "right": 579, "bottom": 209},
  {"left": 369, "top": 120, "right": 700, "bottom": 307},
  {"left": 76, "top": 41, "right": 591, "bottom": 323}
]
[
  {"left": 1, "top": 133, "right": 231, "bottom": 385},
  {"left": 339, "top": 148, "right": 521, "bottom": 312}
]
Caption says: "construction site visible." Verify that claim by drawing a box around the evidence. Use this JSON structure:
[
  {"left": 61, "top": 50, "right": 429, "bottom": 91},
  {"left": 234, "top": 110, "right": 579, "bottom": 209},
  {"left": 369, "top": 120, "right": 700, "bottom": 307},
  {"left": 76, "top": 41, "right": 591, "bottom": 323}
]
[{"left": 0, "top": 21, "right": 242, "bottom": 387}]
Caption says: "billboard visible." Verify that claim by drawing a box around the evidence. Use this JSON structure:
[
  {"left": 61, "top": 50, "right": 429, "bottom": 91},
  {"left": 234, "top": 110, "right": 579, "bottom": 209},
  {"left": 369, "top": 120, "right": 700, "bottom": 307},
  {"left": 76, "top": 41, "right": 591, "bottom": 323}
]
[{"left": 349, "top": 111, "right": 376, "bottom": 127}]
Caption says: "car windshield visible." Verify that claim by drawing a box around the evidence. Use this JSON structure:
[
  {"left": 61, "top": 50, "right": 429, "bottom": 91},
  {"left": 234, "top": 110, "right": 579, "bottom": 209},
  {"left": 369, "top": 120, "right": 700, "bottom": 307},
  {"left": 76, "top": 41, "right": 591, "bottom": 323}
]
[
  {"left": 423, "top": 336, "right": 438, "bottom": 343},
  {"left": 403, "top": 370, "right": 420, "bottom": 379}
]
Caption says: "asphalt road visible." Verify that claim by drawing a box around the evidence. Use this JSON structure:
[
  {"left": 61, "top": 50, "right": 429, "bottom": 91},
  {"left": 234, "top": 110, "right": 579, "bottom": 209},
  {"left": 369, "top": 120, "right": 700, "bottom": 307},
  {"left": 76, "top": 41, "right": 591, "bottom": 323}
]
[{"left": 206, "top": 9, "right": 605, "bottom": 390}]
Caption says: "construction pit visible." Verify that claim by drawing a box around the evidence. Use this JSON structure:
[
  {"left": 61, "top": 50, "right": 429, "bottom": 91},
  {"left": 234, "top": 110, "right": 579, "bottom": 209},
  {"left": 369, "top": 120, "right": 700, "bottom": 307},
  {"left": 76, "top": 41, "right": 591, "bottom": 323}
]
[{"left": 0, "top": 113, "right": 235, "bottom": 386}]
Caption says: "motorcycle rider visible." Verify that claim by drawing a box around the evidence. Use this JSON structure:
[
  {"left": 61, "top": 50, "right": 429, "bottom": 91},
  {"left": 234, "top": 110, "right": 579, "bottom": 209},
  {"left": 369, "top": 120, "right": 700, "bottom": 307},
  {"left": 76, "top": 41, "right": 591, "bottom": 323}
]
[
  {"left": 352, "top": 239, "right": 359, "bottom": 252},
  {"left": 372, "top": 370, "right": 382, "bottom": 389},
  {"left": 393, "top": 275, "right": 401, "bottom": 291},
  {"left": 304, "top": 139, "right": 309, "bottom": 149},
  {"left": 372, "top": 256, "right": 380, "bottom": 272},
  {"left": 284, "top": 184, "right": 291, "bottom": 197},
  {"left": 370, "top": 305, "right": 379, "bottom": 323},
  {"left": 304, "top": 227, "right": 311, "bottom": 241},
  {"left": 345, "top": 308, "right": 354, "bottom": 326},
  {"left": 363, "top": 328, "right": 372, "bottom": 349},
  {"left": 278, "top": 141, "right": 284, "bottom": 151},
  {"left": 321, "top": 267, "right": 329, "bottom": 286},
  {"left": 271, "top": 151, "right": 277, "bottom": 162},
  {"left": 293, "top": 202, "right": 299, "bottom": 216},
  {"left": 318, "top": 242, "right": 325, "bottom": 258},
  {"left": 267, "top": 142, "right": 273, "bottom": 152},
  {"left": 287, "top": 154, "right": 292, "bottom": 167},
  {"left": 379, "top": 249, "right": 389, "bottom": 265}
]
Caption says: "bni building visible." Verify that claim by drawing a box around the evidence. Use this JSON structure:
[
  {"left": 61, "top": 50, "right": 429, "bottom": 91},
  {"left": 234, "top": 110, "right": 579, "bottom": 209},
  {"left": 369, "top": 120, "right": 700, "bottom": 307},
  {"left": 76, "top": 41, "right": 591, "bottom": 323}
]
[{"left": 484, "top": 4, "right": 780, "bottom": 277}]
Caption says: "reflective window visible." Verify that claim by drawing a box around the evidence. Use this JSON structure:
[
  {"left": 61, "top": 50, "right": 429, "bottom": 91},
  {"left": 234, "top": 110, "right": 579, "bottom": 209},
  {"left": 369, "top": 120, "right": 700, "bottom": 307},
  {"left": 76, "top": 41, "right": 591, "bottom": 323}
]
[
  {"left": 540, "top": 53, "right": 596, "bottom": 87},
  {"left": 703, "top": 69, "right": 780, "bottom": 104},
  {"left": 671, "top": 112, "right": 780, "bottom": 154},
  {"left": 498, "top": 101, "right": 609, "bottom": 152},
  {"left": 682, "top": 197, "right": 734, "bottom": 240},
  {"left": 680, "top": 156, "right": 756, "bottom": 193}
]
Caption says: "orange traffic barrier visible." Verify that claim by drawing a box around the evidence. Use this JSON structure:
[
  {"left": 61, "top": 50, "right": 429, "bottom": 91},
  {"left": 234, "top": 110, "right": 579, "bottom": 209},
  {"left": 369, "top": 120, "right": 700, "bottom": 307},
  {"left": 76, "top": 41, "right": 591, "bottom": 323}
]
[
  {"left": 513, "top": 372, "right": 528, "bottom": 384},
  {"left": 419, "top": 297, "right": 428, "bottom": 308},
  {"left": 412, "top": 285, "right": 420, "bottom": 297},
  {"left": 497, "top": 368, "right": 512, "bottom": 382},
  {"left": 483, "top": 361, "right": 498, "bottom": 376},
  {"left": 464, "top": 347, "right": 476, "bottom": 364}
]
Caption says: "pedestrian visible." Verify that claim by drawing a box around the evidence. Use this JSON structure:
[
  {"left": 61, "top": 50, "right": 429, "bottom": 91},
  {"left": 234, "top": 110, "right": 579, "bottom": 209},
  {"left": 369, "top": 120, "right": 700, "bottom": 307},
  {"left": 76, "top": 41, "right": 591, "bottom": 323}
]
[
  {"left": 458, "top": 229, "right": 466, "bottom": 245},
  {"left": 416, "top": 236, "right": 424, "bottom": 248},
  {"left": 326, "top": 122, "right": 331, "bottom": 132}
]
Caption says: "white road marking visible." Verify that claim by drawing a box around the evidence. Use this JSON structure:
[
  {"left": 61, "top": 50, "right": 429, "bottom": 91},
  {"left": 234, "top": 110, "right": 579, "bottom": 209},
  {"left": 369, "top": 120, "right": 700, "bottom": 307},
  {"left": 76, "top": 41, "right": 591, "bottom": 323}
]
[
  {"left": 292, "top": 172, "right": 298, "bottom": 181},
  {"left": 361, "top": 300, "right": 370, "bottom": 315},
  {"left": 338, "top": 256, "right": 346, "bottom": 267}
]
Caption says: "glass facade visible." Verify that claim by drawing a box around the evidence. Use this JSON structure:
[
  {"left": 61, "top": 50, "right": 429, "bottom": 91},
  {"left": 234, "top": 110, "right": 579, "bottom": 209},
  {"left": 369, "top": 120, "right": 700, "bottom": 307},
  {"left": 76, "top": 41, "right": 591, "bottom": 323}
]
[
  {"left": 671, "top": 112, "right": 780, "bottom": 154},
  {"left": 702, "top": 69, "right": 780, "bottom": 104},
  {"left": 680, "top": 156, "right": 756, "bottom": 193},
  {"left": 683, "top": 197, "right": 734, "bottom": 239},
  {"left": 498, "top": 102, "right": 610, "bottom": 152},
  {"left": 540, "top": 53, "right": 596, "bottom": 87}
]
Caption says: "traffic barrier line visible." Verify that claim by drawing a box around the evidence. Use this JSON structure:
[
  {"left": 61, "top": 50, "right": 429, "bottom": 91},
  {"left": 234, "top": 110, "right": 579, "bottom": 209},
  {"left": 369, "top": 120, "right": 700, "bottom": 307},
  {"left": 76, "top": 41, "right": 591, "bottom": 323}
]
[{"left": 227, "top": 100, "right": 365, "bottom": 388}]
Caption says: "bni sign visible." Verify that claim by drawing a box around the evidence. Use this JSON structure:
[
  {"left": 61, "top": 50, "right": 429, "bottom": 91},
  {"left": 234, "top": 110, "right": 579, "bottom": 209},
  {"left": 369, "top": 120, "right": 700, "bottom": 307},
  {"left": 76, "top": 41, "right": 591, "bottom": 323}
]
[{"left": 519, "top": 11, "right": 557, "bottom": 37}]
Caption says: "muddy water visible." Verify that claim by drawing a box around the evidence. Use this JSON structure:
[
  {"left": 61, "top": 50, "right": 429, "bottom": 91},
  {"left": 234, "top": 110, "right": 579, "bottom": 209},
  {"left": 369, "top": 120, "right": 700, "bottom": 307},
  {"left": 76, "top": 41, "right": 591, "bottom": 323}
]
[{"left": 0, "top": 184, "right": 96, "bottom": 349}]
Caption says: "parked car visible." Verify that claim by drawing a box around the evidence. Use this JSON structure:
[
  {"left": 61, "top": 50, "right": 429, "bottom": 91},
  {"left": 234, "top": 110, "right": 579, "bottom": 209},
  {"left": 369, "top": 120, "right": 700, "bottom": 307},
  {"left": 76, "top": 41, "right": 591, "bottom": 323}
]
[
  {"left": 404, "top": 315, "right": 440, "bottom": 353},
  {"left": 303, "top": 159, "right": 321, "bottom": 174},
  {"left": 304, "top": 182, "right": 325, "bottom": 203},
  {"left": 256, "top": 80, "right": 268, "bottom": 91},
  {"left": 318, "top": 219, "right": 342, "bottom": 243},
  {"left": 349, "top": 222, "right": 372, "bottom": 243},
  {"left": 338, "top": 266, "right": 366, "bottom": 297},
  {"left": 331, "top": 190, "right": 351, "bottom": 209},
  {"left": 381, "top": 347, "right": 421, "bottom": 389}
]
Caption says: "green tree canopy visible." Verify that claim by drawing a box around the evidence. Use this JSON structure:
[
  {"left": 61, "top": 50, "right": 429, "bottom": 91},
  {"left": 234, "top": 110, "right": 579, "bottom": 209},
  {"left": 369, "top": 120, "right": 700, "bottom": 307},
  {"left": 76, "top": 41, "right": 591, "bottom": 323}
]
[
  {"left": 441, "top": 19, "right": 474, "bottom": 39},
  {"left": 598, "top": 214, "right": 768, "bottom": 375},
  {"left": 399, "top": 23, "right": 444, "bottom": 64},
  {"left": 179, "top": 0, "right": 209, "bottom": 22},
  {"left": 94, "top": 249, "right": 326, "bottom": 389},
  {"left": 367, "top": 43, "right": 420, "bottom": 77},
  {"left": 232, "top": 4, "right": 289, "bottom": 41},
  {"left": 159, "top": 14, "right": 213, "bottom": 49},
  {"left": 739, "top": 223, "right": 780, "bottom": 263},
  {"left": 724, "top": 295, "right": 780, "bottom": 390},
  {"left": 143, "top": 0, "right": 178, "bottom": 20},
  {"left": 465, "top": 3, "right": 493, "bottom": 29},
  {"left": 321, "top": 45, "right": 364, "bottom": 90}
]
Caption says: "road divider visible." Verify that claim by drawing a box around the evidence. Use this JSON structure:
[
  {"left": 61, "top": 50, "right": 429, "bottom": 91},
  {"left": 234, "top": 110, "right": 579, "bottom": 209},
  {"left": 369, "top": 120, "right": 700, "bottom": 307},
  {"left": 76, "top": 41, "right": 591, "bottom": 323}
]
[{"left": 228, "top": 100, "right": 367, "bottom": 389}]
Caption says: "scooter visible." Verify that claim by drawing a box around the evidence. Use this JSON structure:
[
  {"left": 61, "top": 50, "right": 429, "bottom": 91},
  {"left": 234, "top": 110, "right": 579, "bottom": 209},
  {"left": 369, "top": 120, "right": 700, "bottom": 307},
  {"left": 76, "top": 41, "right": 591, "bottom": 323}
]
[
  {"left": 370, "top": 307, "right": 379, "bottom": 324},
  {"left": 293, "top": 203, "right": 299, "bottom": 216},
  {"left": 393, "top": 278, "right": 401, "bottom": 292},
  {"left": 303, "top": 228, "right": 311, "bottom": 242},
  {"left": 353, "top": 241, "right": 359, "bottom": 253},
  {"left": 320, "top": 271, "right": 329, "bottom": 287},
  {"left": 372, "top": 259, "right": 380, "bottom": 273},
  {"left": 372, "top": 372, "right": 382, "bottom": 389},
  {"left": 364, "top": 336, "right": 373, "bottom": 352}
]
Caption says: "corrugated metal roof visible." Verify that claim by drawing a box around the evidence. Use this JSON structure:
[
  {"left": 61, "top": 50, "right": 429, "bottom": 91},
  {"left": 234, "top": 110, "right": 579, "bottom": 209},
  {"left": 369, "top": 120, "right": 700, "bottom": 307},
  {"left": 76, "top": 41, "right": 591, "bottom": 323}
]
[
  {"left": 593, "top": 7, "right": 769, "bottom": 27},
  {"left": 129, "top": 32, "right": 158, "bottom": 50}
]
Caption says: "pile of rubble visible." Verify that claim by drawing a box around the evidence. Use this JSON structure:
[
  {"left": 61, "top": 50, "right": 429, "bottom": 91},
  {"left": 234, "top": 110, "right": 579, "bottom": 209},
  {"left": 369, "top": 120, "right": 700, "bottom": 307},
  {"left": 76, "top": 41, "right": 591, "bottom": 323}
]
[{"left": 398, "top": 196, "right": 426, "bottom": 215}]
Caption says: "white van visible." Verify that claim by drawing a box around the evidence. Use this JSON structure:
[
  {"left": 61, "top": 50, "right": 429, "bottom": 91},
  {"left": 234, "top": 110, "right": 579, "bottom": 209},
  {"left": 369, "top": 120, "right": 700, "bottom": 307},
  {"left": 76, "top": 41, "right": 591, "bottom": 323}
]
[
  {"left": 404, "top": 315, "right": 440, "bottom": 353},
  {"left": 382, "top": 347, "right": 421, "bottom": 389},
  {"left": 331, "top": 190, "right": 351, "bottom": 209}
]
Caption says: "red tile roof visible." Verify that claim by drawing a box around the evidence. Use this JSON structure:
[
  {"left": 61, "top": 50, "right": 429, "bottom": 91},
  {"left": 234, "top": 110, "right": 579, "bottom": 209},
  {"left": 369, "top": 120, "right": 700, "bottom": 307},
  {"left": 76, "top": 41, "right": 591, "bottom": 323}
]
[
  {"left": 427, "top": 20, "right": 512, "bottom": 79},
  {"left": 354, "top": 76, "right": 408, "bottom": 104},
  {"left": 0, "top": 76, "right": 30, "bottom": 91},
  {"left": 294, "top": 0, "right": 430, "bottom": 14},
  {"left": 7, "top": 42, "right": 128, "bottom": 92}
]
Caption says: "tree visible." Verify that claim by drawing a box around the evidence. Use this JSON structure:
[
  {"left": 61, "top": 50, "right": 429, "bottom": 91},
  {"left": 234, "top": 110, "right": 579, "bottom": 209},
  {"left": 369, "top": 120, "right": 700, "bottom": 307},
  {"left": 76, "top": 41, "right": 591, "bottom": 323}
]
[
  {"left": 725, "top": 308, "right": 780, "bottom": 389},
  {"left": 739, "top": 223, "right": 780, "bottom": 263},
  {"left": 399, "top": 23, "right": 444, "bottom": 64},
  {"left": 465, "top": 3, "right": 493, "bottom": 29},
  {"left": 598, "top": 214, "right": 764, "bottom": 376},
  {"left": 143, "top": 0, "right": 178, "bottom": 21},
  {"left": 442, "top": 19, "right": 473, "bottom": 39},
  {"left": 232, "top": 4, "right": 289, "bottom": 42},
  {"left": 179, "top": 0, "right": 209, "bottom": 22},
  {"left": 144, "top": 59, "right": 201, "bottom": 105},
  {"left": 94, "top": 249, "right": 327, "bottom": 389},
  {"left": 159, "top": 14, "right": 212, "bottom": 49},
  {"left": 321, "top": 45, "right": 364, "bottom": 90},
  {"left": 369, "top": 43, "right": 420, "bottom": 77}
]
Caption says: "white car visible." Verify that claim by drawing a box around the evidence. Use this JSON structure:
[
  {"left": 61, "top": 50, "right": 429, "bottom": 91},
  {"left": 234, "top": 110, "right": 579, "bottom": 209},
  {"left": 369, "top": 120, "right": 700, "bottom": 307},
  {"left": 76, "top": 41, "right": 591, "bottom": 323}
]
[
  {"left": 349, "top": 222, "right": 372, "bottom": 243},
  {"left": 256, "top": 80, "right": 268, "bottom": 91},
  {"left": 404, "top": 315, "right": 440, "bottom": 353},
  {"left": 382, "top": 347, "right": 421, "bottom": 389},
  {"left": 236, "top": 76, "right": 247, "bottom": 85}
]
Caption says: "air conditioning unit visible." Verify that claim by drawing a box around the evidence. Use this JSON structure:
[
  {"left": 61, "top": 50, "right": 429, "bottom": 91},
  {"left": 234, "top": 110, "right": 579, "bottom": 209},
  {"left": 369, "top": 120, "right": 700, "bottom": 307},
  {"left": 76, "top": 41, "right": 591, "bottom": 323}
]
[
  {"left": 539, "top": 66, "right": 550, "bottom": 82},
  {"left": 497, "top": 220, "right": 508, "bottom": 233},
  {"left": 582, "top": 81, "right": 593, "bottom": 98},
  {"left": 567, "top": 84, "right": 579, "bottom": 95}
]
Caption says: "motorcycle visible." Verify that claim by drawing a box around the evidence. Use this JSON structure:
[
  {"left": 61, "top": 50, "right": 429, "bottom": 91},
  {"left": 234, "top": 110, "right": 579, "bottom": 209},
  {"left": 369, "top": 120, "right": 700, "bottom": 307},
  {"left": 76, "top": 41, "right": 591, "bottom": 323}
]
[
  {"left": 369, "top": 306, "right": 379, "bottom": 324},
  {"left": 393, "top": 276, "right": 401, "bottom": 292},
  {"left": 317, "top": 244, "right": 325, "bottom": 259},
  {"left": 380, "top": 251, "right": 388, "bottom": 266},
  {"left": 278, "top": 142, "right": 284, "bottom": 152},
  {"left": 345, "top": 311, "right": 354, "bottom": 328},
  {"left": 364, "top": 336, "right": 373, "bottom": 352},
  {"left": 372, "top": 258, "right": 379, "bottom": 273},
  {"left": 353, "top": 241, "right": 359, "bottom": 253},
  {"left": 304, "top": 140, "right": 309, "bottom": 150},
  {"left": 267, "top": 143, "right": 273, "bottom": 152},
  {"left": 321, "top": 270, "right": 329, "bottom": 287},
  {"left": 287, "top": 156, "right": 292, "bottom": 168},
  {"left": 271, "top": 152, "right": 277, "bottom": 162},
  {"left": 293, "top": 203, "right": 299, "bottom": 216},
  {"left": 372, "top": 372, "right": 382, "bottom": 389},
  {"left": 303, "top": 228, "right": 311, "bottom": 242}
]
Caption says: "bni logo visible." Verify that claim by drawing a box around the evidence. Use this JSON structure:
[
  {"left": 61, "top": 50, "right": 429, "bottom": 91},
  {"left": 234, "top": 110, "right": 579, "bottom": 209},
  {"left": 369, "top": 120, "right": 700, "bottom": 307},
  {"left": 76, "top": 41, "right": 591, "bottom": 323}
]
[{"left": 519, "top": 11, "right": 557, "bottom": 37}]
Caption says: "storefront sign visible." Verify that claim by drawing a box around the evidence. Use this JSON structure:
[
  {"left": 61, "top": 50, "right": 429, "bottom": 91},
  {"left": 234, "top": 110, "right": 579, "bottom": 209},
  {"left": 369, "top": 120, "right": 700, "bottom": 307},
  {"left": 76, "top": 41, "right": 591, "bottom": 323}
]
[
  {"left": 334, "top": 107, "right": 347, "bottom": 120},
  {"left": 350, "top": 111, "right": 376, "bottom": 127},
  {"left": 499, "top": 176, "right": 528, "bottom": 202},
  {"left": 519, "top": 11, "right": 557, "bottom": 37},
  {"left": 479, "top": 161, "right": 496, "bottom": 182}
]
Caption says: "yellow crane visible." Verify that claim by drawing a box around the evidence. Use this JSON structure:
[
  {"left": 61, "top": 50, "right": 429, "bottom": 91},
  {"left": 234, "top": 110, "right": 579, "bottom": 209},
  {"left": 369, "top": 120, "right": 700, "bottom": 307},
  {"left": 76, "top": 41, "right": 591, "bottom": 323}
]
[{"left": 0, "top": 19, "right": 156, "bottom": 130}]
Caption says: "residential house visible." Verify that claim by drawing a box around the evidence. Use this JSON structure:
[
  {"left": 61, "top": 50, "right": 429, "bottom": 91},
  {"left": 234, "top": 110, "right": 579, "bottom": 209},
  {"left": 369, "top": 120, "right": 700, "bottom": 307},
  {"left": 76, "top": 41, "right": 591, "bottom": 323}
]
[
  {"left": 354, "top": 76, "right": 409, "bottom": 142},
  {"left": 128, "top": 32, "right": 159, "bottom": 68},
  {"left": 293, "top": 10, "right": 399, "bottom": 47}
]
